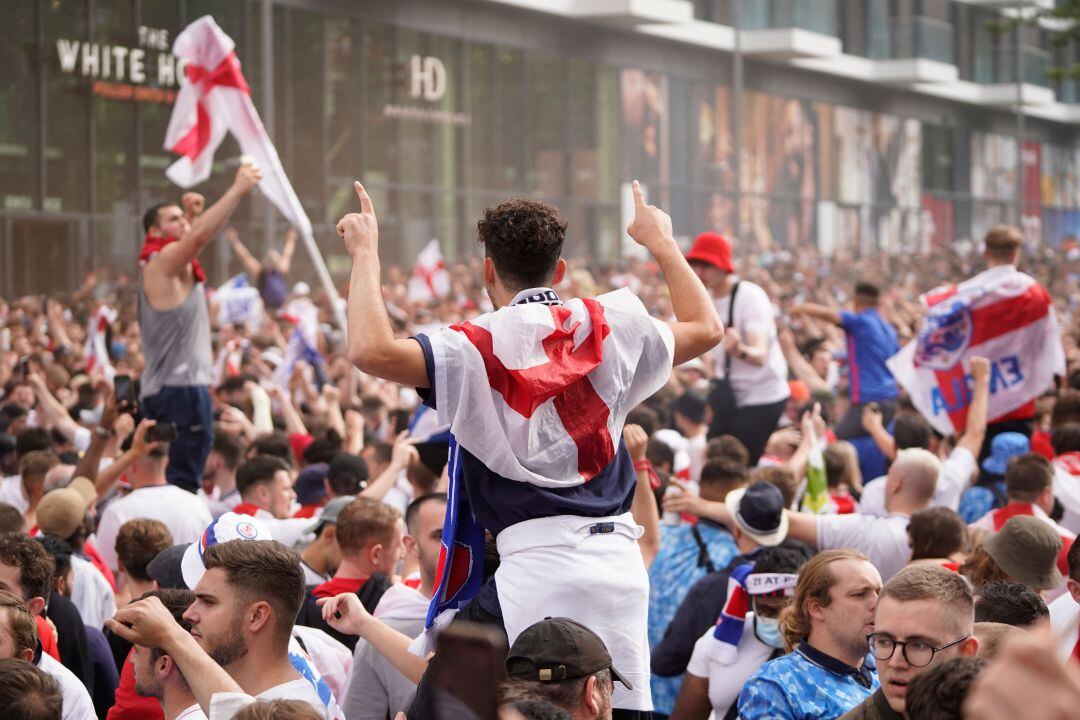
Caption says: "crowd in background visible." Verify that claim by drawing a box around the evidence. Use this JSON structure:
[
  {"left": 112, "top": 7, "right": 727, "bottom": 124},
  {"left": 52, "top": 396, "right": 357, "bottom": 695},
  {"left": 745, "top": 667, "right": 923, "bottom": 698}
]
[{"left": 4, "top": 209, "right": 1080, "bottom": 720}]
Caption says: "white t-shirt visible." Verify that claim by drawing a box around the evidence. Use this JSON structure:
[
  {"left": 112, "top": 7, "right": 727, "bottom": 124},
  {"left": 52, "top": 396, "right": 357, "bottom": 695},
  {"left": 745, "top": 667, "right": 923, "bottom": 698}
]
[
  {"left": 687, "top": 433, "right": 707, "bottom": 484},
  {"left": 381, "top": 476, "right": 414, "bottom": 517},
  {"left": 208, "top": 678, "right": 345, "bottom": 720},
  {"left": 817, "top": 512, "right": 911, "bottom": 581},
  {"left": 38, "top": 649, "right": 96, "bottom": 720},
  {"left": 711, "top": 280, "right": 790, "bottom": 407},
  {"left": 96, "top": 484, "right": 214, "bottom": 572},
  {"left": 686, "top": 613, "right": 776, "bottom": 718},
  {"left": 301, "top": 560, "right": 329, "bottom": 587},
  {"left": 1049, "top": 592, "right": 1079, "bottom": 662},
  {"left": 70, "top": 554, "right": 116, "bottom": 629},
  {"left": 176, "top": 704, "right": 209, "bottom": 720},
  {"left": 1053, "top": 461, "right": 1080, "bottom": 535},
  {"left": 858, "top": 446, "right": 977, "bottom": 517},
  {"left": 0, "top": 474, "right": 27, "bottom": 513},
  {"left": 291, "top": 625, "right": 354, "bottom": 704}
]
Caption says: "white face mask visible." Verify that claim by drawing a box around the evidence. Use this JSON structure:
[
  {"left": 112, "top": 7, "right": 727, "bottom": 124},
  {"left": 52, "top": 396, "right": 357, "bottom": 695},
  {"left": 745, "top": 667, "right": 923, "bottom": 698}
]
[{"left": 754, "top": 615, "right": 785, "bottom": 649}]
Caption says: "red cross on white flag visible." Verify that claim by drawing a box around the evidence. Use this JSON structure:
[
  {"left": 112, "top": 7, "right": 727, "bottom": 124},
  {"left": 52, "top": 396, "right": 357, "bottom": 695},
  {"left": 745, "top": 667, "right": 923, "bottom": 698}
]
[
  {"left": 163, "top": 15, "right": 312, "bottom": 239},
  {"left": 407, "top": 240, "right": 451, "bottom": 304}
]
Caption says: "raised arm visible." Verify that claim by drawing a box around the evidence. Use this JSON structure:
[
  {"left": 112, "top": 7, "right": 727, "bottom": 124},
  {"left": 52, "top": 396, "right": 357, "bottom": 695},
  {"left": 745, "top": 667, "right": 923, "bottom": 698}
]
[
  {"left": 360, "top": 432, "right": 417, "bottom": 501},
  {"left": 955, "top": 356, "right": 990, "bottom": 459},
  {"left": 861, "top": 405, "right": 896, "bottom": 462},
  {"left": 626, "top": 181, "right": 724, "bottom": 365},
  {"left": 317, "top": 593, "right": 429, "bottom": 684},
  {"left": 26, "top": 373, "right": 81, "bottom": 444},
  {"left": 225, "top": 227, "right": 262, "bottom": 278},
  {"left": 106, "top": 597, "right": 243, "bottom": 714},
  {"left": 279, "top": 228, "right": 298, "bottom": 275},
  {"left": 625, "top": 424, "right": 660, "bottom": 569},
  {"left": 790, "top": 303, "right": 842, "bottom": 327},
  {"left": 339, "top": 182, "right": 430, "bottom": 387},
  {"left": 149, "top": 164, "right": 262, "bottom": 280},
  {"left": 778, "top": 327, "right": 832, "bottom": 394}
]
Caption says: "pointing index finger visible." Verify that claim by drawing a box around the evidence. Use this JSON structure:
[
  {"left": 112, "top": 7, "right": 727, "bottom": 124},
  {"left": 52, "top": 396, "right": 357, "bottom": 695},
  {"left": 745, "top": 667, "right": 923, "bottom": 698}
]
[
  {"left": 631, "top": 180, "right": 646, "bottom": 210},
  {"left": 355, "top": 181, "right": 375, "bottom": 215}
]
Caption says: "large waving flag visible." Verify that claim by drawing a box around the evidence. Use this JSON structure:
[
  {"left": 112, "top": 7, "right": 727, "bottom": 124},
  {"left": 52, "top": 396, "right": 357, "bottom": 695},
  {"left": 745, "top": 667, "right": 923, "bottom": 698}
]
[
  {"left": 887, "top": 268, "right": 1065, "bottom": 436},
  {"left": 407, "top": 240, "right": 450, "bottom": 304},
  {"left": 163, "top": 16, "right": 312, "bottom": 238}
]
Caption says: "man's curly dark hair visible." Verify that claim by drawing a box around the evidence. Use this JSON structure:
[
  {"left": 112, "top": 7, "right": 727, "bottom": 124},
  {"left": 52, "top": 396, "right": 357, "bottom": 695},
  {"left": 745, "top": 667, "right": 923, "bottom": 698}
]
[{"left": 477, "top": 199, "right": 567, "bottom": 290}]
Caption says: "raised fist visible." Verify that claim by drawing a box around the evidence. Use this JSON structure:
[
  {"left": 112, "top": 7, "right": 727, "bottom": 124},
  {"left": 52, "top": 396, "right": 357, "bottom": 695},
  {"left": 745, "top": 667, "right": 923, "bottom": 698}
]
[
  {"left": 232, "top": 162, "right": 262, "bottom": 194},
  {"left": 181, "top": 192, "right": 205, "bottom": 217}
]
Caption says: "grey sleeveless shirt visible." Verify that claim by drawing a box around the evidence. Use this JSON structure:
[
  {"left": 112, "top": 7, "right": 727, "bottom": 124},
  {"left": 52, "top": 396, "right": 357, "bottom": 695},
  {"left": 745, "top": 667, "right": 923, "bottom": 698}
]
[{"left": 137, "top": 280, "right": 214, "bottom": 398}]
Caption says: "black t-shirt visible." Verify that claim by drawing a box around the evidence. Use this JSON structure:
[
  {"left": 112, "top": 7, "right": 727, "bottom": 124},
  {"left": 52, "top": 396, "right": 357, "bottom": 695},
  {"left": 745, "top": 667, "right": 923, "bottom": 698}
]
[{"left": 47, "top": 591, "right": 93, "bottom": 691}]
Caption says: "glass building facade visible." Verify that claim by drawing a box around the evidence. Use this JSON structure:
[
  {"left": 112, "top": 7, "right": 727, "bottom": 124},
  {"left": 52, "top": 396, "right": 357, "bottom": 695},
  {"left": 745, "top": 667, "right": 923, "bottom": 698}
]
[{"left": 2, "top": 0, "right": 1080, "bottom": 297}]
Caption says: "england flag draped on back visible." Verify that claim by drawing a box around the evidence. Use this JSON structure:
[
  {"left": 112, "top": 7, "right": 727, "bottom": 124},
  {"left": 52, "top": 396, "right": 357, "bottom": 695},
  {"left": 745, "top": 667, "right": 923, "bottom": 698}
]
[
  {"left": 415, "top": 288, "right": 673, "bottom": 647},
  {"left": 163, "top": 15, "right": 312, "bottom": 239},
  {"left": 887, "top": 267, "right": 1065, "bottom": 436}
]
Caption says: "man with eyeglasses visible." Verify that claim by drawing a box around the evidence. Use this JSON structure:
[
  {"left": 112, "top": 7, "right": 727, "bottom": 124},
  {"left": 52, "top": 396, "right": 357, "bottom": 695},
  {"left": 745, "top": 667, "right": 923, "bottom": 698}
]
[{"left": 840, "top": 564, "right": 979, "bottom": 719}]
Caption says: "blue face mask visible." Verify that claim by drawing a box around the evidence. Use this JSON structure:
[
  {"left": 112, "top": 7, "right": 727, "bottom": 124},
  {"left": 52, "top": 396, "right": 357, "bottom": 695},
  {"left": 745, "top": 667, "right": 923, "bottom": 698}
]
[{"left": 754, "top": 615, "right": 785, "bottom": 649}]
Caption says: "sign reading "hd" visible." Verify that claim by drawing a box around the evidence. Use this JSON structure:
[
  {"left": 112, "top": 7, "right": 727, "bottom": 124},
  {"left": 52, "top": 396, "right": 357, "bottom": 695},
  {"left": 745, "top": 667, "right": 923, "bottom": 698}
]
[{"left": 409, "top": 55, "right": 446, "bottom": 101}]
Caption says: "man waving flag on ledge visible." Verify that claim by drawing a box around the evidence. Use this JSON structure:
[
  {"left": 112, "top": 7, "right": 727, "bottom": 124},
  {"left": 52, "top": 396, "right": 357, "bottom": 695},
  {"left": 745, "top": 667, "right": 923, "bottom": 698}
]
[
  {"left": 888, "top": 224, "right": 1065, "bottom": 437},
  {"left": 335, "top": 179, "right": 724, "bottom": 714}
]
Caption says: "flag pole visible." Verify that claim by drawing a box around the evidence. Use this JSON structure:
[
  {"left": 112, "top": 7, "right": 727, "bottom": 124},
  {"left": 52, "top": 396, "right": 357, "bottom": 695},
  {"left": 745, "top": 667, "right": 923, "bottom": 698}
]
[{"left": 298, "top": 229, "right": 348, "bottom": 334}]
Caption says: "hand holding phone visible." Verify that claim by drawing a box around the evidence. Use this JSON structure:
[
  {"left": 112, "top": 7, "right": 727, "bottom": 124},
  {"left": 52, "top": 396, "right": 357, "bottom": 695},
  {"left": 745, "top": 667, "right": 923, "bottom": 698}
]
[
  {"left": 146, "top": 422, "right": 179, "bottom": 443},
  {"left": 114, "top": 374, "right": 135, "bottom": 412}
]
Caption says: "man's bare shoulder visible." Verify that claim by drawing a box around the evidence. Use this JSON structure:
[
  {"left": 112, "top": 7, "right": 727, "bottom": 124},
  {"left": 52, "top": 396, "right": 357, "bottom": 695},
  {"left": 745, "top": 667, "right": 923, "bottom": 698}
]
[{"left": 142, "top": 253, "right": 194, "bottom": 310}]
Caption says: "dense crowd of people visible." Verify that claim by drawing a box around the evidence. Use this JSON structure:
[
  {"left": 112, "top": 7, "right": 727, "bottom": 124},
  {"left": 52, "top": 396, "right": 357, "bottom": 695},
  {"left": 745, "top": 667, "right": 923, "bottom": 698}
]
[{"left": 3, "top": 163, "right": 1080, "bottom": 720}]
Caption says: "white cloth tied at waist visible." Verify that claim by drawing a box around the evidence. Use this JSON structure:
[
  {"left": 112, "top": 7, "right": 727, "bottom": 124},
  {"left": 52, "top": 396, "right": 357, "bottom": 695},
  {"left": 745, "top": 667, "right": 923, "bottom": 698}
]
[{"left": 495, "top": 512, "right": 652, "bottom": 712}]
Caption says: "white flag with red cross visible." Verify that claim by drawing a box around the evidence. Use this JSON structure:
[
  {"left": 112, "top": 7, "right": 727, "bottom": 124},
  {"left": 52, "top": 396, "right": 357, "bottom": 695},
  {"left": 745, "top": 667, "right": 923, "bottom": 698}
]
[
  {"left": 83, "top": 305, "right": 117, "bottom": 380},
  {"left": 887, "top": 267, "right": 1066, "bottom": 436},
  {"left": 407, "top": 240, "right": 451, "bottom": 304},
  {"left": 163, "top": 15, "right": 312, "bottom": 239}
]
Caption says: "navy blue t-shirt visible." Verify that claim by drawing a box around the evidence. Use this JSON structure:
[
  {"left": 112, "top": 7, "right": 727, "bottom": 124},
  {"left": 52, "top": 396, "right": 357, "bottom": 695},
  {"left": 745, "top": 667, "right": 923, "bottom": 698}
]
[
  {"left": 412, "top": 333, "right": 636, "bottom": 536},
  {"left": 840, "top": 308, "right": 900, "bottom": 404}
]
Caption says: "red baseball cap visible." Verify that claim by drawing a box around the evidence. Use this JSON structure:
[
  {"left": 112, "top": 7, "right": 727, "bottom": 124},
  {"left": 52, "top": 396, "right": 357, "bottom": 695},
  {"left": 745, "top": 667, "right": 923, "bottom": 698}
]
[{"left": 685, "top": 232, "right": 734, "bottom": 272}]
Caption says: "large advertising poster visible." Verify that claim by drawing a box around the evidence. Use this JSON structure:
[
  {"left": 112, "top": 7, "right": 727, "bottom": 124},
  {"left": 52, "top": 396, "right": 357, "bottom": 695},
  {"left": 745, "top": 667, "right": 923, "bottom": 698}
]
[
  {"left": 1041, "top": 143, "right": 1080, "bottom": 210},
  {"left": 620, "top": 68, "right": 667, "bottom": 186},
  {"left": 822, "top": 106, "right": 922, "bottom": 253},
  {"left": 921, "top": 194, "right": 955, "bottom": 252},
  {"left": 971, "top": 132, "right": 1018, "bottom": 201},
  {"left": 690, "top": 83, "right": 736, "bottom": 239},
  {"left": 740, "top": 93, "right": 818, "bottom": 251}
]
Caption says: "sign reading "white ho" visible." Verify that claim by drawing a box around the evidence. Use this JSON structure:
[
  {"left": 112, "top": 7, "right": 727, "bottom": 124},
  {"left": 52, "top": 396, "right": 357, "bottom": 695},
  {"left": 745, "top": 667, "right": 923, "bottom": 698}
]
[{"left": 409, "top": 55, "right": 446, "bottom": 102}]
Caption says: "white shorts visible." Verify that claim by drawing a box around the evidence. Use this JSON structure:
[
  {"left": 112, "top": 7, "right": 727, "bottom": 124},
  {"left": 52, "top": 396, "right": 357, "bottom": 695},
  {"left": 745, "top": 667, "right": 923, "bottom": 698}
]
[{"left": 495, "top": 512, "right": 652, "bottom": 711}]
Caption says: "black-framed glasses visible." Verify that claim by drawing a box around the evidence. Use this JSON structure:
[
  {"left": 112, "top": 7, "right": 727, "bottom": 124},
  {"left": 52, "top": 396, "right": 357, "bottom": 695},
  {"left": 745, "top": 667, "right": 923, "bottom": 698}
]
[{"left": 866, "top": 633, "right": 971, "bottom": 668}]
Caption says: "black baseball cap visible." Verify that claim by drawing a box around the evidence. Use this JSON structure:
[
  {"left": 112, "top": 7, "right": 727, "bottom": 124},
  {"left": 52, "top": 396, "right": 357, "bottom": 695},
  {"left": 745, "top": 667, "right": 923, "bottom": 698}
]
[
  {"left": 505, "top": 617, "right": 633, "bottom": 690},
  {"left": 147, "top": 543, "right": 191, "bottom": 590}
]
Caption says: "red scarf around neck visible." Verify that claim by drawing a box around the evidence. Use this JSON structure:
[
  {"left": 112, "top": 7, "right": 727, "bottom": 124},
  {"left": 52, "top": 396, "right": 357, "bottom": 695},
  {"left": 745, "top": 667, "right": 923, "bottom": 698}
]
[{"left": 139, "top": 233, "right": 206, "bottom": 283}]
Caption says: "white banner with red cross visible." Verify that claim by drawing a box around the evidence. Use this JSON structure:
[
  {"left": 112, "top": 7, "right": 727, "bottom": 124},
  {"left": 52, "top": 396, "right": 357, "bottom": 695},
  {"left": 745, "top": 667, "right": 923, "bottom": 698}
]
[{"left": 887, "top": 267, "right": 1065, "bottom": 436}]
